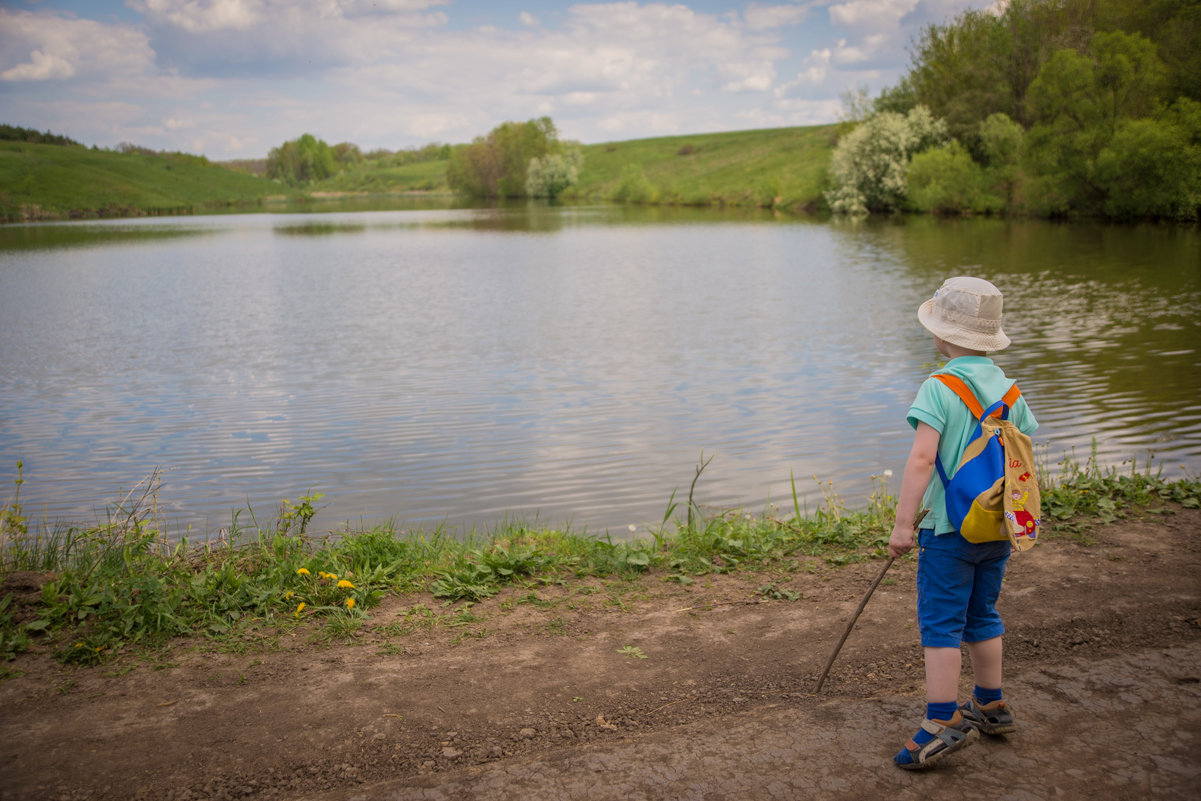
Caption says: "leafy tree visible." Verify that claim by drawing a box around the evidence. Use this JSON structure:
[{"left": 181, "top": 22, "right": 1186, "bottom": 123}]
[
  {"left": 447, "top": 117, "right": 572, "bottom": 199},
  {"left": 907, "top": 8, "right": 1015, "bottom": 149},
  {"left": 1023, "top": 31, "right": 1171, "bottom": 215},
  {"left": 266, "top": 134, "right": 336, "bottom": 186},
  {"left": 825, "top": 106, "right": 948, "bottom": 214},
  {"left": 332, "top": 142, "right": 363, "bottom": 170},
  {"left": 1094, "top": 101, "right": 1201, "bottom": 220},
  {"left": 873, "top": 77, "right": 918, "bottom": 116},
  {"left": 978, "top": 113, "right": 1026, "bottom": 206},
  {"left": 1095, "top": 0, "right": 1201, "bottom": 102}
]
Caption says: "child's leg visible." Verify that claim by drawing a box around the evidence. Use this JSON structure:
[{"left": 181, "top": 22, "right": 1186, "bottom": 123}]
[
  {"left": 925, "top": 646, "right": 961, "bottom": 702},
  {"left": 895, "top": 533, "right": 979, "bottom": 768},
  {"left": 961, "top": 548, "right": 1017, "bottom": 735},
  {"left": 896, "top": 647, "right": 977, "bottom": 768},
  {"left": 966, "top": 635, "right": 1003, "bottom": 690}
]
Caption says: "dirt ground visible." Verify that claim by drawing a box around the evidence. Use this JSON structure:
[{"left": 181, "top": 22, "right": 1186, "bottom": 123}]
[{"left": 2, "top": 508, "right": 1199, "bottom": 801}]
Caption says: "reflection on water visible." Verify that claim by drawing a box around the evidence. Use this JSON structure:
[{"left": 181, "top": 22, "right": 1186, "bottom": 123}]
[{"left": 0, "top": 206, "right": 1197, "bottom": 538}]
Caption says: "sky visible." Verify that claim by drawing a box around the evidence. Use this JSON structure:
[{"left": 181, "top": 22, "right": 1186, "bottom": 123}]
[{"left": 1, "top": 0, "right": 1001, "bottom": 161}]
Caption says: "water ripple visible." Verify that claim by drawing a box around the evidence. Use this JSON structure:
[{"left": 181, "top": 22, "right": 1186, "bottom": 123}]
[{"left": 1, "top": 211, "right": 1198, "bottom": 537}]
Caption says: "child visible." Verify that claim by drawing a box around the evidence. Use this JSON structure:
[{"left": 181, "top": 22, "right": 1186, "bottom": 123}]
[{"left": 888, "top": 276, "right": 1038, "bottom": 770}]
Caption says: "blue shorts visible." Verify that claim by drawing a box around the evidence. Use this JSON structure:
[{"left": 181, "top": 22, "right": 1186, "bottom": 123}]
[{"left": 916, "top": 529, "right": 1010, "bottom": 648}]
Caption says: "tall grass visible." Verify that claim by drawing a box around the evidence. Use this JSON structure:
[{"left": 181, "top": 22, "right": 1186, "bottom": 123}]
[{"left": 1, "top": 453, "right": 1197, "bottom": 666}]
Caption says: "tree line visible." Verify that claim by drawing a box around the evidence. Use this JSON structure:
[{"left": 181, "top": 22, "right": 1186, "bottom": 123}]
[
  {"left": 263, "top": 120, "right": 580, "bottom": 198},
  {"left": 0, "top": 125, "right": 82, "bottom": 147},
  {"left": 827, "top": 0, "right": 1201, "bottom": 220}
]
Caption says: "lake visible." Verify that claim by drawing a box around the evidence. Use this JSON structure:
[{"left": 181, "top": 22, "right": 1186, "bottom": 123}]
[{"left": 1, "top": 203, "right": 1198, "bottom": 539}]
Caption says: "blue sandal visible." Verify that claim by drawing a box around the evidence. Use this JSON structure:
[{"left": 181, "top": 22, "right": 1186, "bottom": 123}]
[
  {"left": 960, "top": 697, "right": 1016, "bottom": 735},
  {"left": 895, "top": 711, "right": 979, "bottom": 770}
]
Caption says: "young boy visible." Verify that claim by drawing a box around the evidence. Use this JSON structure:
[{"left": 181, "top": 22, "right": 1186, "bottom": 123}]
[{"left": 888, "top": 276, "right": 1038, "bottom": 770}]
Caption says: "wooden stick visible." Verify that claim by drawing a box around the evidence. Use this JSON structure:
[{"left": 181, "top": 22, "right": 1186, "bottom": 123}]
[{"left": 813, "top": 508, "right": 929, "bottom": 694}]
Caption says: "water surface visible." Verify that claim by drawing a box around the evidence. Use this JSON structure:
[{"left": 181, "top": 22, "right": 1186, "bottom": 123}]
[{"left": 1, "top": 206, "right": 1197, "bottom": 537}]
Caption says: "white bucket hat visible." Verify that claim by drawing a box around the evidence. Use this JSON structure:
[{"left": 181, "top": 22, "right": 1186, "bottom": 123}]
[{"left": 917, "top": 276, "right": 1011, "bottom": 352}]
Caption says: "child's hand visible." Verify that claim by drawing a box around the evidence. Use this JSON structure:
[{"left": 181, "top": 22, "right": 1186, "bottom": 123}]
[{"left": 889, "top": 524, "right": 915, "bottom": 558}]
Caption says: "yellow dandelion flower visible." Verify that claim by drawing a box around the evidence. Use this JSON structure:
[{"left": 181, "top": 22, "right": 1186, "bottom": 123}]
[
  {"left": 74, "top": 643, "right": 85, "bottom": 649},
  {"left": 297, "top": 567, "right": 310, "bottom": 576},
  {"left": 294, "top": 602, "right": 306, "bottom": 617},
  {"left": 337, "top": 579, "right": 355, "bottom": 589},
  {"left": 284, "top": 591, "right": 294, "bottom": 600},
  {"left": 345, "top": 598, "right": 356, "bottom": 609}
]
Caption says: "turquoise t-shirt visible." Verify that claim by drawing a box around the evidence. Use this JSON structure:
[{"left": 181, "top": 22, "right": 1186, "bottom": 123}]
[{"left": 907, "top": 356, "right": 1038, "bottom": 535}]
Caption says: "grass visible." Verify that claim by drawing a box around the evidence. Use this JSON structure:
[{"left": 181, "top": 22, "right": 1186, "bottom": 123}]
[
  {"left": 0, "top": 141, "right": 296, "bottom": 222},
  {"left": 1, "top": 453, "right": 1197, "bottom": 668},
  {"left": 308, "top": 124, "right": 840, "bottom": 211},
  {"left": 1, "top": 124, "right": 840, "bottom": 221},
  {"left": 567, "top": 124, "right": 840, "bottom": 210},
  {"left": 314, "top": 158, "right": 449, "bottom": 194}
]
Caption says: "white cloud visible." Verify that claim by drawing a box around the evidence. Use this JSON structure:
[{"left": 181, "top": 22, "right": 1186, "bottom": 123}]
[
  {"left": 775, "top": 47, "right": 831, "bottom": 96},
  {"left": 742, "top": 3, "right": 810, "bottom": 31},
  {"left": 1, "top": 49, "right": 76, "bottom": 82},
  {"left": 832, "top": 33, "right": 890, "bottom": 64},
  {"left": 0, "top": 1, "right": 1005, "bottom": 160},
  {"left": 828, "top": 0, "right": 918, "bottom": 30},
  {"left": 128, "top": 0, "right": 263, "bottom": 33},
  {"left": 0, "top": 9, "right": 156, "bottom": 84}
]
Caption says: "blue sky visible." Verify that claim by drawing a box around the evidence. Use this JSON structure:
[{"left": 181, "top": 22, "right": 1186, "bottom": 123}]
[{"left": 0, "top": 0, "right": 1000, "bottom": 160}]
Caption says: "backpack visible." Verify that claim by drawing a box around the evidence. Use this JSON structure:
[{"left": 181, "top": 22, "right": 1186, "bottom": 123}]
[{"left": 933, "top": 374, "right": 1040, "bottom": 552}]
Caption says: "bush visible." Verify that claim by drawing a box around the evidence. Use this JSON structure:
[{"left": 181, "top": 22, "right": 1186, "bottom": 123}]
[
  {"left": 525, "top": 149, "right": 583, "bottom": 198},
  {"left": 1095, "top": 106, "right": 1201, "bottom": 220},
  {"left": 906, "top": 141, "right": 1003, "bottom": 215},
  {"left": 612, "top": 164, "right": 656, "bottom": 203},
  {"left": 824, "top": 105, "right": 948, "bottom": 214}
]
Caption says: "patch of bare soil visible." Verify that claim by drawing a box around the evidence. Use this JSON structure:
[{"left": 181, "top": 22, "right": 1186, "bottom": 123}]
[{"left": 2, "top": 509, "right": 1199, "bottom": 801}]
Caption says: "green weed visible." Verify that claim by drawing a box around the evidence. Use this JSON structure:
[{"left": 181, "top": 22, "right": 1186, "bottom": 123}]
[{"left": 1, "top": 448, "right": 1195, "bottom": 667}]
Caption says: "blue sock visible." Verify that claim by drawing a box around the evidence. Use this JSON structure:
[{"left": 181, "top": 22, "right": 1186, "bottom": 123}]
[
  {"left": 974, "top": 685, "right": 1003, "bottom": 705},
  {"left": 895, "top": 701, "right": 959, "bottom": 765}
]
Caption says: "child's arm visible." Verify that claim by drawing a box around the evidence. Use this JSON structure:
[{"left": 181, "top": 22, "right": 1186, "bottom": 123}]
[{"left": 888, "top": 421, "right": 940, "bottom": 558}]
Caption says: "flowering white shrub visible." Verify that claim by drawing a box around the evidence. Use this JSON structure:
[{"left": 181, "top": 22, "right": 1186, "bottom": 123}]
[
  {"left": 825, "top": 105, "right": 948, "bottom": 214},
  {"left": 525, "top": 149, "right": 583, "bottom": 198}
]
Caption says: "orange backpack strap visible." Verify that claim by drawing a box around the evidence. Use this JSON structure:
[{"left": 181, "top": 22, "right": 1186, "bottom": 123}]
[
  {"left": 934, "top": 374, "right": 1021, "bottom": 420},
  {"left": 1002, "top": 383, "right": 1022, "bottom": 408},
  {"left": 934, "top": 374, "right": 984, "bottom": 418}
]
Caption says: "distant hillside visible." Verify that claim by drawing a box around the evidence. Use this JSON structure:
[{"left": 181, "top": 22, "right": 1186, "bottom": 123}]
[
  {"left": 307, "top": 123, "right": 839, "bottom": 211},
  {"left": 572, "top": 124, "right": 838, "bottom": 210},
  {"left": 0, "top": 123, "right": 840, "bottom": 222},
  {"left": 0, "top": 140, "right": 294, "bottom": 222}
]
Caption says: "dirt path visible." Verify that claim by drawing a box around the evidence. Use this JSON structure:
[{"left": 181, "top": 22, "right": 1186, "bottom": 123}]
[{"left": 2, "top": 508, "right": 1199, "bottom": 801}]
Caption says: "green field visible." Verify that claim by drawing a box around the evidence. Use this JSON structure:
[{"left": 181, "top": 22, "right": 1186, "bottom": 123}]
[
  {"left": 309, "top": 123, "right": 840, "bottom": 210},
  {"left": 0, "top": 123, "right": 840, "bottom": 222},
  {"left": 569, "top": 124, "right": 839, "bottom": 209},
  {"left": 0, "top": 141, "right": 294, "bottom": 222}
]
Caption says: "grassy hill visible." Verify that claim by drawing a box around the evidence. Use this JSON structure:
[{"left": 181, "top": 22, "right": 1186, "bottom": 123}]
[
  {"left": 0, "top": 141, "right": 293, "bottom": 222},
  {"left": 0, "top": 123, "right": 841, "bottom": 222},
  {"left": 307, "top": 123, "right": 841, "bottom": 211},
  {"left": 570, "top": 124, "right": 839, "bottom": 210}
]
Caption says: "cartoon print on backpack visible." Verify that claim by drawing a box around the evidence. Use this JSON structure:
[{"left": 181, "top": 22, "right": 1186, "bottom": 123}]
[{"left": 1006, "top": 487, "right": 1038, "bottom": 540}]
